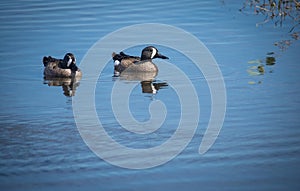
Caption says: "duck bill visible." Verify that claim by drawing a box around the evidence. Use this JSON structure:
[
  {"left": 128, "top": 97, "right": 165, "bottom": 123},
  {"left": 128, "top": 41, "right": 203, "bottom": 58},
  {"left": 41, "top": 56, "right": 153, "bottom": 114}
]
[{"left": 156, "top": 53, "right": 169, "bottom": 59}]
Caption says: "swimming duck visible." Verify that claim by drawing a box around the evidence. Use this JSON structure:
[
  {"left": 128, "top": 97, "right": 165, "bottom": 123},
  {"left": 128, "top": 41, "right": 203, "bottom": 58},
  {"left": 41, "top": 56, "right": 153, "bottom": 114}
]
[
  {"left": 112, "top": 46, "right": 169, "bottom": 77},
  {"left": 43, "top": 53, "right": 82, "bottom": 78}
]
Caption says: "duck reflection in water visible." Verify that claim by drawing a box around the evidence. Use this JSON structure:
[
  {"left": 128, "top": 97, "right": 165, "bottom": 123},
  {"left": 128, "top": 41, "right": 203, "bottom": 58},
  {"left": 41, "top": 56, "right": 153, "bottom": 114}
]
[
  {"left": 42, "top": 53, "right": 82, "bottom": 97},
  {"left": 43, "top": 76, "right": 81, "bottom": 97},
  {"left": 140, "top": 81, "right": 168, "bottom": 94}
]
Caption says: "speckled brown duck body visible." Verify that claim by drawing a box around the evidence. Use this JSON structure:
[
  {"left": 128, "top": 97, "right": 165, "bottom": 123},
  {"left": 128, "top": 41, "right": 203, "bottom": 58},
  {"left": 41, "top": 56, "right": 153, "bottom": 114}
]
[{"left": 43, "top": 53, "right": 82, "bottom": 78}]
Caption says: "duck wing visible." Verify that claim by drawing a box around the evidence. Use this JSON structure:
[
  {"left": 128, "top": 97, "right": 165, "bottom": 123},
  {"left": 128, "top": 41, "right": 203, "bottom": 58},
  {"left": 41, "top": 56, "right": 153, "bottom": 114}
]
[
  {"left": 112, "top": 51, "right": 139, "bottom": 60},
  {"left": 112, "top": 51, "right": 141, "bottom": 75},
  {"left": 43, "top": 56, "right": 70, "bottom": 69},
  {"left": 43, "top": 56, "right": 62, "bottom": 67}
]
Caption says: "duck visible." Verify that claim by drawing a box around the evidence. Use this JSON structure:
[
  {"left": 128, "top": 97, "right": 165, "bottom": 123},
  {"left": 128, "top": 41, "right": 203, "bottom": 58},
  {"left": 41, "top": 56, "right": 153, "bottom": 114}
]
[
  {"left": 43, "top": 53, "right": 82, "bottom": 78},
  {"left": 112, "top": 46, "right": 169, "bottom": 77}
]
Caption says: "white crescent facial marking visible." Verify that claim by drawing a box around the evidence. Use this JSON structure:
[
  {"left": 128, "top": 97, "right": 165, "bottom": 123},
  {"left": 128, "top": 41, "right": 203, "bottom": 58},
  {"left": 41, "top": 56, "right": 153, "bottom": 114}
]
[
  {"left": 151, "top": 48, "right": 157, "bottom": 59},
  {"left": 67, "top": 57, "right": 72, "bottom": 67}
]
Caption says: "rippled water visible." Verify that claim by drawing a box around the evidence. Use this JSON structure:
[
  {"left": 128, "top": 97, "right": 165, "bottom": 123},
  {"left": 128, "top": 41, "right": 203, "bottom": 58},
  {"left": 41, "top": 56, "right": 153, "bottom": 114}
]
[{"left": 1, "top": 0, "right": 300, "bottom": 190}]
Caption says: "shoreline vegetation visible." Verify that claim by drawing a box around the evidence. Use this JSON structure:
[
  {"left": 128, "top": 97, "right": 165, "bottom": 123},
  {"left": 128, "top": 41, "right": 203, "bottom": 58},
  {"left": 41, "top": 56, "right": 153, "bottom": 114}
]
[
  {"left": 239, "top": 0, "right": 300, "bottom": 83},
  {"left": 240, "top": 0, "right": 300, "bottom": 50}
]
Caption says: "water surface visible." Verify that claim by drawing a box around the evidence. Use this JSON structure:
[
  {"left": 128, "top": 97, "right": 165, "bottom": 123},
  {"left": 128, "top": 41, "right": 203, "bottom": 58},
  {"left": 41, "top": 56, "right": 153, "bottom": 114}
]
[{"left": 1, "top": 0, "right": 300, "bottom": 190}]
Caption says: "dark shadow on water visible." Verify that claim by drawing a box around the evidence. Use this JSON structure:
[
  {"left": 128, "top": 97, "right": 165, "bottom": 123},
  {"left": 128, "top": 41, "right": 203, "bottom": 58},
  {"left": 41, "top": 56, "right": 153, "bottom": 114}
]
[{"left": 43, "top": 76, "right": 81, "bottom": 97}]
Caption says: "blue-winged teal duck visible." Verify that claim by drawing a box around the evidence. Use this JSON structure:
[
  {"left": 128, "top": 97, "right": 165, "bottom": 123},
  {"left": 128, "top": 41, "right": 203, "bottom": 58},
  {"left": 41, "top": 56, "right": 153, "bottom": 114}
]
[
  {"left": 43, "top": 53, "right": 82, "bottom": 78},
  {"left": 112, "top": 46, "right": 169, "bottom": 76}
]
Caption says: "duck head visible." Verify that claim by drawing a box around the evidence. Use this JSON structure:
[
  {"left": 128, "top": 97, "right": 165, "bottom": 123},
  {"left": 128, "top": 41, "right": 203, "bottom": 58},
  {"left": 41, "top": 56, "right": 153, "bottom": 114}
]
[
  {"left": 63, "top": 53, "right": 79, "bottom": 73},
  {"left": 141, "top": 46, "right": 169, "bottom": 60},
  {"left": 63, "top": 53, "right": 76, "bottom": 68}
]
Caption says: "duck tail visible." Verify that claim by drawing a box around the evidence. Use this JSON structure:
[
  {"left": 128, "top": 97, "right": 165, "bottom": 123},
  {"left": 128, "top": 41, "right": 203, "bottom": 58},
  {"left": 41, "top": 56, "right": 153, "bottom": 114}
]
[
  {"left": 43, "top": 56, "right": 57, "bottom": 66},
  {"left": 112, "top": 52, "right": 123, "bottom": 62},
  {"left": 43, "top": 56, "right": 50, "bottom": 66}
]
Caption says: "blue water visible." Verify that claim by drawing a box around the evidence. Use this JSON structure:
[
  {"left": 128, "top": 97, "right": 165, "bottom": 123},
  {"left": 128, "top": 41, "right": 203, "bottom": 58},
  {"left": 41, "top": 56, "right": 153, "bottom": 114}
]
[{"left": 1, "top": 0, "right": 300, "bottom": 190}]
